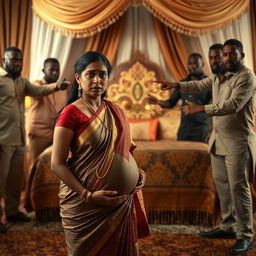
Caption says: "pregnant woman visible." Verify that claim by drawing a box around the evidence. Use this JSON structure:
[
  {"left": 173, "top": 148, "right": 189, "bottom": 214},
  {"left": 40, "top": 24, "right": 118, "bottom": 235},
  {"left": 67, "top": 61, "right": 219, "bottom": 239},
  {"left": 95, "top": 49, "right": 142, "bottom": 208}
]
[{"left": 51, "top": 51, "right": 149, "bottom": 256}]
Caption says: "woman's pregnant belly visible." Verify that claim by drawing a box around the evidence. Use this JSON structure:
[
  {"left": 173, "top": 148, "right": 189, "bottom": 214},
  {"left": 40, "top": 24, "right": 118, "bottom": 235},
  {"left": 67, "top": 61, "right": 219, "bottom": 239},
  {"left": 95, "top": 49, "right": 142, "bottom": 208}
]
[{"left": 102, "top": 152, "right": 140, "bottom": 195}]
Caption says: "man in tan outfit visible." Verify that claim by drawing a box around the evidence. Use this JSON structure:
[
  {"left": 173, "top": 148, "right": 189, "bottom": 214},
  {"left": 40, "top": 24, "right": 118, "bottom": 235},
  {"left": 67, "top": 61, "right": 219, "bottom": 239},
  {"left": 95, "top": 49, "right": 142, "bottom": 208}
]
[
  {"left": 156, "top": 39, "right": 256, "bottom": 255},
  {"left": 0, "top": 47, "right": 70, "bottom": 233},
  {"left": 27, "top": 58, "right": 67, "bottom": 164}
]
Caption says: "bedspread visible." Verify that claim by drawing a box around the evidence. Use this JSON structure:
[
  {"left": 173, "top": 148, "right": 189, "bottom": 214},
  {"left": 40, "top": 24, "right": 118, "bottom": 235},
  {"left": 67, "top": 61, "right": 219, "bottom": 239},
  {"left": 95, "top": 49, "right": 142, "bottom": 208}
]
[{"left": 134, "top": 140, "right": 219, "bottom": 226}]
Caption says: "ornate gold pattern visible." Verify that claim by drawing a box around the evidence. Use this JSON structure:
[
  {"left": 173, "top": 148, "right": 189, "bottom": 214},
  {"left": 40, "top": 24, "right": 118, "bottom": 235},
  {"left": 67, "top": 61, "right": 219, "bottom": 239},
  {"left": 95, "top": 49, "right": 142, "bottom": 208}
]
[
  {"left": 133, "top": 140, "right": 219, "bottom": 225},
  {"left": 107, "top": 51, "right": 171, "bottom": 119}
]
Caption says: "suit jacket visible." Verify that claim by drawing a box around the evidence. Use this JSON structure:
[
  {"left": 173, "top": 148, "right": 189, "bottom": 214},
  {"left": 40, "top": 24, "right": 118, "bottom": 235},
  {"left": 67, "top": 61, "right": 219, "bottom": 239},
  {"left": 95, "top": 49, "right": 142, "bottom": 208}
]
[
  {"left": 163, "top": 74, "right": 212, "bottom": 142},
  {"left": 179, "top": 65, "right": 256, "bottom": 180},
  {"left": 0, "top": 68, "right": 55, "bottom": 145}
]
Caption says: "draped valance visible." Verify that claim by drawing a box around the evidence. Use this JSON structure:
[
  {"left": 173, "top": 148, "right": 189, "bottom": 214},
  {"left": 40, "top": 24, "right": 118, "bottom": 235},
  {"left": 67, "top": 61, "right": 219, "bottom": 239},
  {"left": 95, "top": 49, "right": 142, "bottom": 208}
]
[
  {"left": 32, "top": 0, "right": 131, "bottom": 38},
  {"left": 32, "top": 0, "right": 249, "bottom": 38},
  {"left": 143, "top": 0, "right": 249, "bottom": 36}
]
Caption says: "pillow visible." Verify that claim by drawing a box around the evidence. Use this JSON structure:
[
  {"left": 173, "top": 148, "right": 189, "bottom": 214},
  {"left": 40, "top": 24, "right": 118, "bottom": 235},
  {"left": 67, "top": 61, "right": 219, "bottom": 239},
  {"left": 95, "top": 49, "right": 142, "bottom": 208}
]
[
  {"left": 128, "top": 119, "right": 159, "bottom": 141},
  {"left": 158, "top": 116, "right": 180, "bottom": 140}
]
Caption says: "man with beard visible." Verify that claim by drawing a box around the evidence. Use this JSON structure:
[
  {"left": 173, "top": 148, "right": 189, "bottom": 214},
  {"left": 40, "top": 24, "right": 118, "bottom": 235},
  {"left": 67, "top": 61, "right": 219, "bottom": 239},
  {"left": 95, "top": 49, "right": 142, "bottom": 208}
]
[
  {"left": 0, "top": 47, "right": 70, "bottom": 233},
  {"left": 156, "top": 39, "right": 256, "bottom": 255},
  {"left": 27, "top": 58, "right": 68, "bottom": 165},
  {"left": 147, "top": 53, "right": 212, "bottom": 142}
]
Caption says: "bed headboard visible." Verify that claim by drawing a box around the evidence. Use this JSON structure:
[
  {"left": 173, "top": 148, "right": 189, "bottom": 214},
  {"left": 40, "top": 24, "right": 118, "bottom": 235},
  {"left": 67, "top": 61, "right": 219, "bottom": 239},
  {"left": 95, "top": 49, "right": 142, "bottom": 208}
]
[{"left": 107, "top": 51, "right": 171, "bottom": 119}]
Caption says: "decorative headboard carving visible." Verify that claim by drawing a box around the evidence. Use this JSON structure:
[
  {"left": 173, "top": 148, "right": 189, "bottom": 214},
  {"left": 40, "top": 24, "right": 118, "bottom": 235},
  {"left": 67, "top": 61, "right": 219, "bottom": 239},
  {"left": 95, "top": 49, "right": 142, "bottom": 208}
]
[{"left": 107, "top": 51, "right": 171, "bottom": 119}]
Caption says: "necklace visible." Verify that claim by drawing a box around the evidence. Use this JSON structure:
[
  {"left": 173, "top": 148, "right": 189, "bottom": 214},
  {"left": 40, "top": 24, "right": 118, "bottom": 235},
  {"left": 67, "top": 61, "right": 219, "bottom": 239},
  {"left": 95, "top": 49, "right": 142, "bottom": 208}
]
[{"left": 80, "top": 97, "right": 114, "bottom": 182}]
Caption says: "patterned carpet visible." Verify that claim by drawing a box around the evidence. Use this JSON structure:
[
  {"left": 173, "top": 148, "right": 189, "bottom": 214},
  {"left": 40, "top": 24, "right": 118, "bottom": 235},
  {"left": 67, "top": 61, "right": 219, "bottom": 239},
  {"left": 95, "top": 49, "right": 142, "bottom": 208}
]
[{"left": 0, "top": 222, "right": 256, "bottom": 256}]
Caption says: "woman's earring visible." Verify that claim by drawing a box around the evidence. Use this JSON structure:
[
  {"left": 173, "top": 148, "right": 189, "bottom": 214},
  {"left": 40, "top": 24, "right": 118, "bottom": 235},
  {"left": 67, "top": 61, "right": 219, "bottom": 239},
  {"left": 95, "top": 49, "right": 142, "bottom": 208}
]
[{"left": 78, "top": 84, "right": 82, "bottom": 98}]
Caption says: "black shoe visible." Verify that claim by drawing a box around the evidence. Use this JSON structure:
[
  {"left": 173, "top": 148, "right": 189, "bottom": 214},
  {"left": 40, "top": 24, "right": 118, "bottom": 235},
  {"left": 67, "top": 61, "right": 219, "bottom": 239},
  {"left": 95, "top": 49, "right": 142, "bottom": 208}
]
[
  {"left": 200, "top": 228, "right": 236, "bottom": 239},
  {"left": 230, "top": 239, "right": 253, "bottom": 255},
  {"left": 0, "top": 222, "right": 6, "bottom": 233},
  {"left": 7, "top": 212, "right": 31, "bottom": 222}
]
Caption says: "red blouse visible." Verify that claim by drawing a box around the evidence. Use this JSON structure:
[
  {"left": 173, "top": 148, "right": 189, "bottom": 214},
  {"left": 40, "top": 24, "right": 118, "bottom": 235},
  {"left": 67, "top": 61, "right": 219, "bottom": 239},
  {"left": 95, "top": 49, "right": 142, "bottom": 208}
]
[{"left": 56, "top": 103, "right": 105, "bottom": 153}]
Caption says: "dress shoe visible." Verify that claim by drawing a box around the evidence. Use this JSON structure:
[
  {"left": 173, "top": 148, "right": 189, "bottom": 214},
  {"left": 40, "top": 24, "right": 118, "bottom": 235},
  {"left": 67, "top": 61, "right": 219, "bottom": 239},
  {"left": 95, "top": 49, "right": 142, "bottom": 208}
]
[
  {"left": 7, "top": 212, "right": 31, "bottom": 222},
  {"left": 0, "top": 222, "right": 6, "bottom": 233},
  {"left": 230, "top": 239, "right": 253, "bottom": 255},
  {"left": 200, "top": 228, "right": 236, "bottom": 239}
]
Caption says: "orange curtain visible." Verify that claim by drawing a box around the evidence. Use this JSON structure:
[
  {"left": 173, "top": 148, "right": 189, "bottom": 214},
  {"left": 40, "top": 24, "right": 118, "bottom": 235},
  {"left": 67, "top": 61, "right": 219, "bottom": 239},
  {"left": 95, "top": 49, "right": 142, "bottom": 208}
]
[
  {"left": 85, "top": 14, "right": 125, "bottom": 64},
  {"left": 32, "top": 0, "right": 130, "bottom": 38},
  {"left": 152, "top": 16, "right": 187, "bottom": 81},
  {"left": 144, "top": 0, "right": 249, "bottom": 35},
  {"left": 250, "top": 0, "right": 256, "bottom": 73},
  {"left": 0, "top": 0, "right": 32, "bottom": 78}
]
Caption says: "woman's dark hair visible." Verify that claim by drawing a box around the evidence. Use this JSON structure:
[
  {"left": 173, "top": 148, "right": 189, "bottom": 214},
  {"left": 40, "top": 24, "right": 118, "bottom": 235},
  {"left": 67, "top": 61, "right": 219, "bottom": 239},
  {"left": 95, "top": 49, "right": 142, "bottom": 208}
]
[
  {"left": 67, "top": 52, "right": 111, "bottom": 105},
  {"left": 66, "top": 81, "right": 79, "bottom": 105}
]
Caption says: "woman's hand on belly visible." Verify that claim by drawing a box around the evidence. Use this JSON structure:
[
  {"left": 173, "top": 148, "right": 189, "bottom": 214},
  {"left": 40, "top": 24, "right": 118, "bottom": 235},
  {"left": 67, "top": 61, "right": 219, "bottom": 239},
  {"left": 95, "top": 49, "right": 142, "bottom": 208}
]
[
  {"left": 89, "top": 190, "right": 128, "bottom": 206},
  {"left": 132, "top": 169, "right": 146, "bottom": 194}
]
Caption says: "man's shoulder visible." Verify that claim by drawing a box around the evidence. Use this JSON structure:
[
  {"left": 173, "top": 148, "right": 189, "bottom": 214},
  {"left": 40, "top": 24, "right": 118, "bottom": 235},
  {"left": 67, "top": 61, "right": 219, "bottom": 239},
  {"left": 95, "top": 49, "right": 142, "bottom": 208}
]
[
  {"left": 232, "top": 66, "right": 256, "bottom": 83},
  {"left": 240, "top": 65, "right": 255, "bottom": 77}
]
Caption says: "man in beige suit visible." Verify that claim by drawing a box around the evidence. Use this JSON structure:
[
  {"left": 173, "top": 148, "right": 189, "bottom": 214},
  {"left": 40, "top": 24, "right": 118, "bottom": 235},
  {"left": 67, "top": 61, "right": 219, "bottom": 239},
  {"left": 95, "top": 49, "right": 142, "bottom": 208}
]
[
  {"left": 0, "top": 47, "right": 70, "bottom": 233},
  {"left": 156, "top": 39, "right": 256, "bottom": 255}
]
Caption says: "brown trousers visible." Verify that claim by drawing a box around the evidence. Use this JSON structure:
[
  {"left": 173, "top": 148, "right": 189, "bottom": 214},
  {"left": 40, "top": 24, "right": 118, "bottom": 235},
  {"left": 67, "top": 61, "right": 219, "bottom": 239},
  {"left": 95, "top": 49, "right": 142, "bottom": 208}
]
[{"left": 0, "top": 145, "right": 25, "bottom": 216}]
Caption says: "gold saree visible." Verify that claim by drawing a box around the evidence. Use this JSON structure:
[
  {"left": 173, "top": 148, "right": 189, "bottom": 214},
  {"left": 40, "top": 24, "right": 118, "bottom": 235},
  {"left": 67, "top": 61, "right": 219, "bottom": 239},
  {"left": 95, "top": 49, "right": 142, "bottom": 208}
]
[{"left": 59, "top": 100, "right": 148, "bottom": 256}]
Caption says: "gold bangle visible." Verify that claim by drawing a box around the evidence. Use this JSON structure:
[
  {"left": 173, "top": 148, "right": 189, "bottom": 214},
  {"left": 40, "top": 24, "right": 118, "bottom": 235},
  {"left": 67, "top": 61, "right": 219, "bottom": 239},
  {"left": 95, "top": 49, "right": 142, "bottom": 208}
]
[
  {"left": 139, "top": 168, "right": 146, "bottom": 175},
  {"left": 79, "top": 188, "right": 87, "bottom": 200},
  {"left": 85, "top": 191, "right": 92, "bottom": 203}
]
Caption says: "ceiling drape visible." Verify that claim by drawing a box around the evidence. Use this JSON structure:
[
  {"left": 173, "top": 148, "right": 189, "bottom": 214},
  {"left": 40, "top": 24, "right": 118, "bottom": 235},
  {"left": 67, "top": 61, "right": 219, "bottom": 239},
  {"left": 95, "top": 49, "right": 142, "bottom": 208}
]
[
  {"left": 32, "top": 0, "right": 249, "bottom": 37},
  {"left": 0, "top": 0, "right": 32, "bottom": 77},
  {"left": 143, "top": 0, "right": 249, "bottom": 35},
  {"left": 114, "top": 7, "right": 174, "bottom": 82},
  {"left": 32, "top": 0, "right": 131, "bottom": 38}
]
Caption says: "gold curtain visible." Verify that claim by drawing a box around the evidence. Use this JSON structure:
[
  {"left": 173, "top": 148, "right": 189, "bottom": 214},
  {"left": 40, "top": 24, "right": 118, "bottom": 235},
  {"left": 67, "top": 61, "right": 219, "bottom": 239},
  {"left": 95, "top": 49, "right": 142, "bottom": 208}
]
[
  {"left": 0, "top": 0, "right": 32, "bottom": 78},
  {"left": 85, "top": 14, "right": 125, "bottom": 64},
  {"left": 32, "top": 0, "right": 131, "bottom": 38},
  {"left": 152, "top": 16, "right": 187, "bottom": 81},
  {"left": 32, "top": 0, "right": 249, "bottom": 37},
  {"left": 144, "top": 0, "right": 249, "bottom": 36},
  {"left": 250, "top": 0, "right": 256, "bottom": 73}
]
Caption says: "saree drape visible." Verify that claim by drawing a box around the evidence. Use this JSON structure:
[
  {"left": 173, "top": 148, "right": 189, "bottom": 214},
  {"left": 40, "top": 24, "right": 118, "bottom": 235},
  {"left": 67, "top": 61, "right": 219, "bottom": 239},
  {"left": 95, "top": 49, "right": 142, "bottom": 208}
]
[{"left": 58, "top": 100, "right": 149, "bottom": 256}]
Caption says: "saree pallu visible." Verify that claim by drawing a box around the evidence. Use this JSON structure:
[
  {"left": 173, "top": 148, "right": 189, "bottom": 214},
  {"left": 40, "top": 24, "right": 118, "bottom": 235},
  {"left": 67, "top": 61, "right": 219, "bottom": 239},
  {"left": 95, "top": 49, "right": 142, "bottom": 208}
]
[{"left": 59, "top": 100, "right": 149, "bottom": 256}]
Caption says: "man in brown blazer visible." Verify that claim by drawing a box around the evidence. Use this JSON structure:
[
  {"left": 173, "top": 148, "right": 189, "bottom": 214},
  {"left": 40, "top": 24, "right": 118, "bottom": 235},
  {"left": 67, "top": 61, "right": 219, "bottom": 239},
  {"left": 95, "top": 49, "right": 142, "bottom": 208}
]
[{"left": 156, "top": 39, "right": 256, "bottom": 255}]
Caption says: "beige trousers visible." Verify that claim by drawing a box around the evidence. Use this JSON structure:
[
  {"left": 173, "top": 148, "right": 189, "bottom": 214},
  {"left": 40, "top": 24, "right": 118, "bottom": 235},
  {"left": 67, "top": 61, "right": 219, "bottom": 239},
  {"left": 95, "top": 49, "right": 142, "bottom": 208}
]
[
  {"left": 211, "top": 148, "right": 254, "bottom": 239},
  {"left": 0, "top": 145, "right": 25, "bottom": 216},
  {"left": 28, "top": 135, "right": 52, "bottom": 166}
]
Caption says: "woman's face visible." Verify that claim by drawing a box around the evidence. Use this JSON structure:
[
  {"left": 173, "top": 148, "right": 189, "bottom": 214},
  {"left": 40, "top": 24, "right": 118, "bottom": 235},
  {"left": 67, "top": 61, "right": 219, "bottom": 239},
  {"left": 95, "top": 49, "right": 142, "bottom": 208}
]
[{"left": 76, "top": 61, "right": 108, "bottom": 99}]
